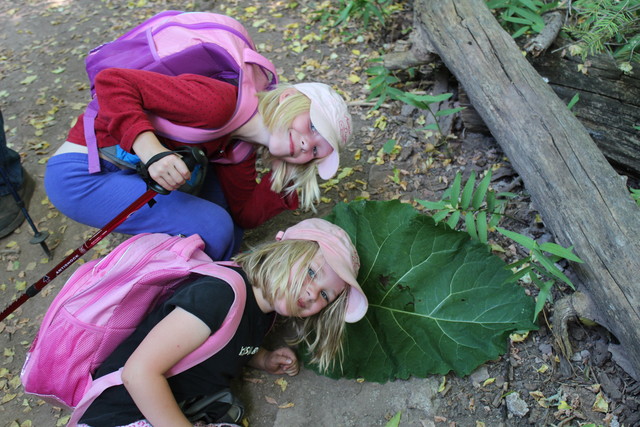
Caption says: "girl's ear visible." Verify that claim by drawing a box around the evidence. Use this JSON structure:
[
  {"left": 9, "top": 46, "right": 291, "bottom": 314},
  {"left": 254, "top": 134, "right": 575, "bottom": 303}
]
[{"left": 278, "top": 88, "right": 299, "bottom": 104}]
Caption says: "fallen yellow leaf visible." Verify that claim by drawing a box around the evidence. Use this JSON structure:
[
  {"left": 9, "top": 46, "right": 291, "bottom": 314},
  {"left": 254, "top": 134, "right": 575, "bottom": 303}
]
[
  {"left": 536, "top": 364, "right": 549, "bottom": 373},
  {"left": 20, "top": 75, "right": 38, "bottom": 85},
  {"left": 509, "top": 331, "right": 529, "bottom": 342},
  {"left": 1, "top": 393, "right": 17, "bottom": 403},
  {"left": 278, "top": 402, "right": 294, "bottom": 409},
  {"left": 9, "top": 375, "right": 21, "bottom": 389},
  {"left": 592, "top": 391, "right": 609, "bottom": 413},
  {"left": 275, "top": 377, "right": 288, "bottom": 392},
  {"left": 438, "top": 376, "right": 446, "bottom": 392},
  {"left": 482, "top": 378, "right": 496, "bottom": 387}
]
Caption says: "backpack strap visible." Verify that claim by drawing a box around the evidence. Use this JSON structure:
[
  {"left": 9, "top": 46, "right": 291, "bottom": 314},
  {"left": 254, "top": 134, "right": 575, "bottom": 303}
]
[
  {"left": 143, "top": 48, "right": 277, "bottom": 144},
  {"left": 84, "top": 100, "right": 102, "bottom": 174},
  {"left": 67, "top": 262, "right": 246, "bottom": 427},
  {"left": 68, "top": 369, "right": 124, "bottom": 426},
  {"left": 166, "top": 262, "right": 246, "bottom": 374}
]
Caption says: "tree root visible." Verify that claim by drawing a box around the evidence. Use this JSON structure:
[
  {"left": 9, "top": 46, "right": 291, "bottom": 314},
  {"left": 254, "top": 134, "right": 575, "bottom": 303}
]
[
  {"left": 551, "top": 291, "right": 599, "bottom": 360},
  {"left": 383, "top": 10, "right": 436, "bottom": 70},
  {"left": 524, "top": 10, "right": 565, "bottom": 57}
]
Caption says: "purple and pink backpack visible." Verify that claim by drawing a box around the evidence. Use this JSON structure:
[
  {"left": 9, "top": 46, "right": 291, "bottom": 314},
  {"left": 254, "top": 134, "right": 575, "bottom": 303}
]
[
  {"left": 20, "top": 233, "right": 247, "bottom": 426},
  {"left": 83, "top": 10, "right": 278, "bottom": 173}
]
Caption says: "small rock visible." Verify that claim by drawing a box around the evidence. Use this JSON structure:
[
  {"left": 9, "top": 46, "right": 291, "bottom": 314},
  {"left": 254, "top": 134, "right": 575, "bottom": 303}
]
[
  {"left": 538, "top": 343, "right": 553, "bottom": 355},
  {"left": 592, "top": 339, "right": 611, "bottom": 367},
  {"left": 610, "top": 415, "right": 620, "bottom": 427},
  {"left": 505, "top": 392, "right": 529, "bottom": 417},
  {"left": 571, "top": 327, "right": 587, "bottom": 341},
  {"left": 598, "top": 371, "right": 623, "bottom": 400},
  {"left": 469, "top": 366, "right": 490, "bottom": 387},
  {"left": 400, "top": 104, "right": 417, "bottom": 117},
  {"left": 571, "top": 351, "right": 584, "bottom": 362}
]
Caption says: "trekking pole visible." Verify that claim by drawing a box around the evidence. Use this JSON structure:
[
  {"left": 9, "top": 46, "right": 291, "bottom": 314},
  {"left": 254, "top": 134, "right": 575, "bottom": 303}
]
[
  {"left": 0, "top": 147, "right": 206, "bottom": 323},
  {"left": 0, "top": 165, "right": 51, "bottom": 258}
]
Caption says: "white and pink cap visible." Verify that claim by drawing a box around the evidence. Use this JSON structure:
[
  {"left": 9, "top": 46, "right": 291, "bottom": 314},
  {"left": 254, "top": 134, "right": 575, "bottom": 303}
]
[
  {"left": 293, "top": 83, "right": 352, "bottom": 180},
  {"left": 276, "top": 218, "right": 368, "bottom": 323}
]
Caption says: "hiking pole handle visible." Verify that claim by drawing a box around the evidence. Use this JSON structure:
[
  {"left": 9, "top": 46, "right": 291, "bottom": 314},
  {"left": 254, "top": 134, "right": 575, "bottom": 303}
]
[
  {"left": 136, "top": 147, "right": 207, "bottom": 195},
  {"left": 0, "top": 188, "right": 159, "bottom": 323},
  {"left": 181, "top": 146, "right": 207, "bottom": 171}
]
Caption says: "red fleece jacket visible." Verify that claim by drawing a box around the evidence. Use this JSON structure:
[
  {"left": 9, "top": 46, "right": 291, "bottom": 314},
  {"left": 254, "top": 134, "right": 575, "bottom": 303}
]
[{"left": 67, "top": 68, "right": 298, "bottom": 229}]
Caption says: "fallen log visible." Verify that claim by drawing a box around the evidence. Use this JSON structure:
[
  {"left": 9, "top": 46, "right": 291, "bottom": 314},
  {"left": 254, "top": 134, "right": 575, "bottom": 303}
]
[{"left": 411, "top": 0, "right": 640, "bottom": 378}]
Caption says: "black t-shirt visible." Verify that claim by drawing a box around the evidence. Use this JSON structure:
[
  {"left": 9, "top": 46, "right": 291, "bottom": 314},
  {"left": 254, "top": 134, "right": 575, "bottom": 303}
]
[{"left": 80, "top": 269, "right": 274, "bottom": 427}]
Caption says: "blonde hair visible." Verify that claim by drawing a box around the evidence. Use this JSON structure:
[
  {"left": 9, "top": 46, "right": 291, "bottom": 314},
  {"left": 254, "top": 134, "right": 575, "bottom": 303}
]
[
  {"left": 257, "top": 84, "right": 322, "bottom": 212},
  {"left": 233, "top": 239, "right": 347, "bottom": 372}
]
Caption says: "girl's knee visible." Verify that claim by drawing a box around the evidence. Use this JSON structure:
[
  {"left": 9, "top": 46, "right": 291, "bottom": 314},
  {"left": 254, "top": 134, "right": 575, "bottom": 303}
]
[{"left": 198, "top": 210, "right": 237, "bottom": 260}]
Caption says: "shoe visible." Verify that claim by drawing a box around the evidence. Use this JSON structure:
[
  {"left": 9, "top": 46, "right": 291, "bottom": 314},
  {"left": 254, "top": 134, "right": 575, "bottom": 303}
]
[
  {"left": 0, "top": 169, "right": 35, "bottom": 239},
  {"left": 180, "top": 389, "right": 245, "bottom": 425}
]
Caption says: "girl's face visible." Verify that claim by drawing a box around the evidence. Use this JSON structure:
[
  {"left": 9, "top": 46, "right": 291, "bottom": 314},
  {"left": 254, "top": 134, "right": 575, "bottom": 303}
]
[
  {"left": 273, "top": 251, "right": 347, "bottom": 318},
  {"left": 268, "top": 111, "right": 334, "bottom": 165}
]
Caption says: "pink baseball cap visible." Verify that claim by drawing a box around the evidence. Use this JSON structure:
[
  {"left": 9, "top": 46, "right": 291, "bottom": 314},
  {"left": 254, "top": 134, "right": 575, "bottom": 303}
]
[
  {"left": 276, "top": 218, "right": 368, "bottom": 323},
  {"left": 293, "top": 83, "right": 352, "bottom": 180}
]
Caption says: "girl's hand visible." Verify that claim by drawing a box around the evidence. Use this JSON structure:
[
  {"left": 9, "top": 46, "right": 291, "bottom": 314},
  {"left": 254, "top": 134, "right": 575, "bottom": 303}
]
[
  {"left": 146, "top": 153, "right": 191, "bottom": 192},
  {"left": 250, "top": 347, "right": 300, "bottom": 376},
  {"left": 132, "top": 131, "right": 191, "bottom": 191}
]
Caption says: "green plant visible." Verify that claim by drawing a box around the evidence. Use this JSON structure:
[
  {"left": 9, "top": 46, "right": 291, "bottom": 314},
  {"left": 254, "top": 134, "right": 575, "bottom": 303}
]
[
  {"left": 564, "top": 0, "right": 640, "bottom": 70},
  {"left": 566, "top": 93, "right": 580, "bottom": 110},
  {"left": 631, "top": 187, "right": 640, "bottom": 206},
  {"left": 416, "top": 170, "right": 514, "bottom": 244},
  {"left": 498, "top": 227, "right": 583, "bottom": 321},
  {"left": 365, "top": 61, "right": 464, "bottom": 141},
  {"left": 416, "top": 170, "right": 583, "bottom": 321},
  {"left": 365, "top": 59, "right": 406, "bottom": 108},
  {"left": 312, "top": 0, "right": 393, "bottom": 29},
  {"left": 395, "top": 91, "right": 465, "bottom": 138},
  {"left": 487, "top": 0, "right": 560, "bottom": 38},
  {"left": 488, "top": 0, "right": 640, "bottom": 72},
  {"left": 385, "top": 412, "right": 402, "bottom": 427}
]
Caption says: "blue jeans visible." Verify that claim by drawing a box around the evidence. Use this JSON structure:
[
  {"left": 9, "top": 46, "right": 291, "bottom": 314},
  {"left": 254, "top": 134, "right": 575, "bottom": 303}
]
[{"left": 45, "top": 153, "right": 242, "bottom": 260}]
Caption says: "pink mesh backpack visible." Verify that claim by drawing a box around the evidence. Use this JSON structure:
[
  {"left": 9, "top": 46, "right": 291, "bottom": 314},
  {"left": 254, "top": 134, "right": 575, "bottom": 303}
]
[
  {"left": 82, "top": 10, "right": 278, "bottom": 173},
  {"left": 20, "top": 233, "right": 247, "bottom": 426}
]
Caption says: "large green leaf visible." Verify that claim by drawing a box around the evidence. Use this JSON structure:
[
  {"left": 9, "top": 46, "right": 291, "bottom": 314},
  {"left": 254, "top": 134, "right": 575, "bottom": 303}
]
[{"left": 312, "top": 200, "right": 536, "bottom": 382}]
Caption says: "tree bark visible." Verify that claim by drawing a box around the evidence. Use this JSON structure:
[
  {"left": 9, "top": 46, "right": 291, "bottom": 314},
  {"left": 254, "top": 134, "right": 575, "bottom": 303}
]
[
  {"left": 531, "top": 51, "right": 640, "bottom": 178},
  {"left": 413, "top": 0, "right": 640, "bottom": 377}
]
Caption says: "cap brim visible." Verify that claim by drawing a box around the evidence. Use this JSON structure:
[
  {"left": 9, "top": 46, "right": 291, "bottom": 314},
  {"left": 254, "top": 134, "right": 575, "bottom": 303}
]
[
  {"left": 345, "top": 285, "right": 368, "bottom": 323},
  {"left": 317, "top": 149, "right": 339, "bottom": 180}
]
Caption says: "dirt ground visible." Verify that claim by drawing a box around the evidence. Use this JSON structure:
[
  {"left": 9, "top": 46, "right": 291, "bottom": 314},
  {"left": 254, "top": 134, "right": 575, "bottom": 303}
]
[{"left": 1, "top": 0, "right": 639, "bottom": 426}]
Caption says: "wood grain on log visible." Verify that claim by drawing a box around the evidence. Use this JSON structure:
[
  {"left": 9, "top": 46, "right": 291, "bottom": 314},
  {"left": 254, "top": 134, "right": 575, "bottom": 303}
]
[{"left": 531, "top": 51, "right": 640, "bottom": 177}]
